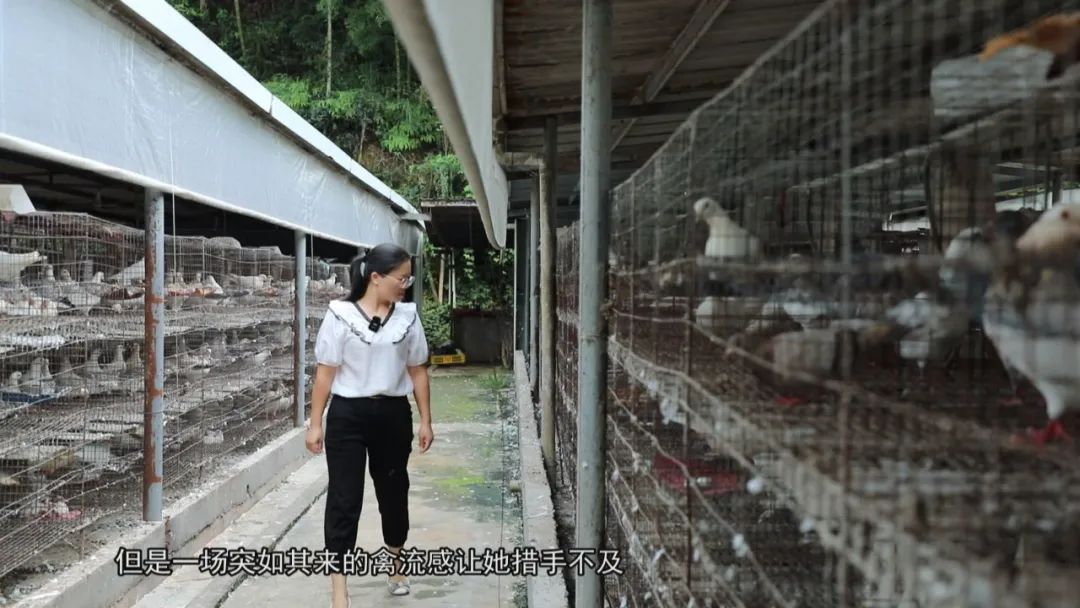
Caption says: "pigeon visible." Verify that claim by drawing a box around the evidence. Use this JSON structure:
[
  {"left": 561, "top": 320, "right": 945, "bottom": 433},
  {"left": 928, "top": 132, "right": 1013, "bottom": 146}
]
[
  {"left": 1014, "top": 201, "right": 1080, "bottom": 264},
  {"left": 6, "top": 370, "right": 22, "bottom": 392},
  {"left": 884, "top": 291, "right": 971, "bottom": 375},
  {"left": 981, "top": 202, "right": 1080, "bottom": 443},
  {"left": 939, "top": 226, "right": 994, "bottom": 313},
  {"left": 209, "top": 333, "right": 230, "bottom": 362},
  {"left": 28, "top": 264, "right": 62, "bottom": 300},
  {"left": 694, "top": 197, "right": 761, "bottom": 260},
  {"left": 110, "top": 258, "right": 145, "bottom": 285},
  {"left": 125, "top": 343, "right": 141, "bottom": 372},
  {"left": 25, "top": 357, "right": 56, "bottom": 395},
  {"left": 0, "top": 292, "right": 62, "bottom": 317},
  {"left": 983, "top": 268, "right": 1080, "bottom": 443},
  {"left": 745, "top": 275, "right": 836, "bottom": 333},
  {"left": 202, "top": 274, "right": 225, "bottom": 296},
  {"left": 54, "top": 269, "right": 101, "bottom": 311},
  {"left": 767, "top": 328, "right": 852, "bottom": 379},
  {"left": 0, "top": 250, "right": 44, "bottom": 283},
  {"left": 694, "top": 296, "right": 768, "bottom": 337},
  {"left": 55, "top": 356, "right": 87, "bottom": 395},
  {"left": 176, "top": 336, "right": 213, "bottom": 369},
  {"left": 83, "top": 349, "right": 105, "bottom": 385},
  {"left": 103, "top": 344, "right": 126, "bottom": 376},
  {"left": 224, "top": 273, "right": 269, "bottom": 291}
]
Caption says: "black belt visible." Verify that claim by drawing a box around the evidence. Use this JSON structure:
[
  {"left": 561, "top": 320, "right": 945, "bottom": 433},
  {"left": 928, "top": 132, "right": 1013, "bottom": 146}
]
[{"left": 333, "top": 393, "right": 402, "bottom": 400}]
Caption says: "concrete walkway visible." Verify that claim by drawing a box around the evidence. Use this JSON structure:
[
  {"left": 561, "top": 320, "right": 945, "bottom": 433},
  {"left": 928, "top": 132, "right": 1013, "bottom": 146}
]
[{"left": 132, "top": 366, "right": 525, "bottom": 608}]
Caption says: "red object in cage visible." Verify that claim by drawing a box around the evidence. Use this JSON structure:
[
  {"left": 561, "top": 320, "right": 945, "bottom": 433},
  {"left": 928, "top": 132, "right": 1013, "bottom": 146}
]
[{"left": 652, "top": 452, "right": 741, "bottom": 497}]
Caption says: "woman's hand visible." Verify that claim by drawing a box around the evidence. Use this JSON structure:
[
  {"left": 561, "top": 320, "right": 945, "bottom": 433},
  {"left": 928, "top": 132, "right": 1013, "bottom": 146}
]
[
  {"left": 305, "top": 424, "right": 324, "bottom": 455},
  {"left": 418, "top": 422, "right": 434, "bottom": 453}
]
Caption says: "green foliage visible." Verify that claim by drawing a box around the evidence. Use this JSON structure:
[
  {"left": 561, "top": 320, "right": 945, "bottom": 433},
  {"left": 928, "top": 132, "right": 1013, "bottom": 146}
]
[
  {"left": 476, "top": 368, "right": 511, "bottom": 392},
  {"left": 452, "top": 248, "right": 514, "bottom": 312},
  {"left": 172, "top": 0, "right": 453, "bottom": 170},
  {"left": 264, "top": 76, "right": 315, "bottom": 110},
  {"left": 405, "top": 154, "right": 469, "bottom": 201},
  {"left": 420, "top": 300, "right": 453, "bottom": 348},
  {"left": 377, "top": 95, "right": 443, "bottom": 153}
]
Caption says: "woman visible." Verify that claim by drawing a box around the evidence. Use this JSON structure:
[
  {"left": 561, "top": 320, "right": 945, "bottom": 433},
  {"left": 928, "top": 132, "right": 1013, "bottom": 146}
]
[{"left": 305, "top": 243, "right": 434, "bottom": 607}]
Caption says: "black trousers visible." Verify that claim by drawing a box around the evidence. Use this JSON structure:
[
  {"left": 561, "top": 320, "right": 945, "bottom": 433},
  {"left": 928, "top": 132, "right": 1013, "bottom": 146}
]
[{"left": 324, "top": 394, "right": 413, "bottom": 564}]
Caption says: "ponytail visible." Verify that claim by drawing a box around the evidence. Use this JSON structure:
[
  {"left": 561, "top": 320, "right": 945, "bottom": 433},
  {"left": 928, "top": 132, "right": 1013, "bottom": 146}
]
[
  {"left": 343, "top": 252, "right": 369, "bottom": 301},
  {"left": 340, "top": 243, "right": 412, "bottom": 301}
]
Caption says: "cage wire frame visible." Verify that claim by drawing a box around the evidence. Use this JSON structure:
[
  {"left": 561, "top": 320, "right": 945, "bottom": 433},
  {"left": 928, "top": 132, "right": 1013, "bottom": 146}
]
[
  {"left": 0, "top": 208, "right": 348, "bottom": 580},
  {"left": 553, "top": 0, "right": 1080, "bottom": 607}
]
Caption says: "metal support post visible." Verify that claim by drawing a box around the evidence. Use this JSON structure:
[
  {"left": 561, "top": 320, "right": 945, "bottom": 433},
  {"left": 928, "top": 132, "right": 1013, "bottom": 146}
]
[
  {"left": 294, "top": 230, "right": 307, "bottom": 428},
  {"left": 528, "top": 179, "right": 540, "bottom": 395},
  {"left": 576, "top": 0, "right": 612, "bottom": 604},
  {"left": 143, "top": 189, "right": 165, "bottom": 522},
  {"left": 540, "top": 116, "right": 558, "bottom": 473}
]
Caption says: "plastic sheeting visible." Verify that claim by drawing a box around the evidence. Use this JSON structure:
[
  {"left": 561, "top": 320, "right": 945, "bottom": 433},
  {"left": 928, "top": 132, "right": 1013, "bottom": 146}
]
[
  {"left": 387, "top": 0, "right": 509, "bottom": 249},
  {"left": 0, "top": 0, "right": 421, "bottom": 254}
]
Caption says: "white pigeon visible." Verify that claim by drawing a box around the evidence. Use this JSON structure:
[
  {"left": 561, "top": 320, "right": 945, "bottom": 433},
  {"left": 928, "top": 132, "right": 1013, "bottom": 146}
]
[
  {"left": 45, "top": 264, "right": 57, "bottom": 282},
  {"left": 939, "top": 226, "right": 994, "bottom": 310},
  {"left": 768, "top": 328, "right": 846, "bottom": 378},
  {"left": 125, "top": 343, "right": 142, "bottom": 371},
  {"left": 209, "top": 333, "right": 230, "bottom": 361},
  {"left": 55, "top": 356, "right": 85, "bottom": 392},
  {"left": 28, "top": 357, "right": 56, "bottom": 395},
  {"left": 84, "top": 348, "right": 105, "bottom": 379},
  {"left": 0, "top": 333, "right": 65, "bottom": 350},
  {"left": 693, "top": 295, "right": 767, "bottom": 337},
  {"left": 226, "top": 273, "right": 269, "bottom": 291},
  {"left": 110, "top": 258, "right": 145, "bottom": 285},
  {"left": 982, "top": 269, "right": 1080, "bottom": 444},
  {"left": 884, "top": 291, "right": 970, "bottom": 373},
  {"left": 693, "top": 197, "right": 761, "bottom": 260},
  {"left": 103, "top": 344, "right": 126, "bottom": 376},
  {"left": 981, "top": 202, "right": 1080, "bottom": 443},
  {"left": 1, "top": 293, "right": 62, "bottom": 317},
  {"left": 1014, "top": 201, "right": 1080, "bottom": 263},
  {"left": 6, "top": 370, "right": 22, "bottom": 391},
  {"left": 203, "top": 274, "right": 225, "bottom": 295},
  {"left": 80, "top": 271, "right": 112, "bottom": 298},
  {"left": 54, "top": 269, "right": 100, "bottom": 311},
  {"left": 0, "top": 250, "right": 44, "bottom": 283}
]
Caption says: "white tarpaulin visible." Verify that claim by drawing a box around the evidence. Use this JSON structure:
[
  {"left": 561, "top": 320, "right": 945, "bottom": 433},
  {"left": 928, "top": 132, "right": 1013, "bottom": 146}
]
[
  {"left": 385, "top": 0, "right": 509, "bottom": 249},
  {"left": 0, "top": 0, "right": 421, "bottom": 254}
]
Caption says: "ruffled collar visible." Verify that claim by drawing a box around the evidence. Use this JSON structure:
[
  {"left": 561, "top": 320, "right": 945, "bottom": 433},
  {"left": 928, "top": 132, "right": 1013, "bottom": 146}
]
[{"left": 327, "top": 299, "right": 418, "bottom": 345}]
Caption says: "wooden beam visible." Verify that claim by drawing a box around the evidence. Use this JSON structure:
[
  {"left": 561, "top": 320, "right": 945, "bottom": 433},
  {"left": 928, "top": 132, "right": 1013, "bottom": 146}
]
[
  {"left": 504, "top": 98, "right": 705, "bottom": 130},
  {"left": 610, "top": 0, "right": 731, "bottom": 151}
]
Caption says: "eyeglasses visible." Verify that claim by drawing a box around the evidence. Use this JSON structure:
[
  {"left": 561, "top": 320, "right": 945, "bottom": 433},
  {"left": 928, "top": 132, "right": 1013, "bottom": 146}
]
[{"left": 384, "top": 273, "right": 415, "bottom": 288}]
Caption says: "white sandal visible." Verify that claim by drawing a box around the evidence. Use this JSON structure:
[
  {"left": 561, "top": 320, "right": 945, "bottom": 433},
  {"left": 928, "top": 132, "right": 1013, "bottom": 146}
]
[{"left": 388, "top": 577, "right": 411, "bottom": 596}]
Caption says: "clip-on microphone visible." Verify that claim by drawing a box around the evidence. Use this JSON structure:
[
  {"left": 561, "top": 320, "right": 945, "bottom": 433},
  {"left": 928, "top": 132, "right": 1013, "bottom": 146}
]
[{"left": 368, "top": 316, "right": 383, "bottom": 332}]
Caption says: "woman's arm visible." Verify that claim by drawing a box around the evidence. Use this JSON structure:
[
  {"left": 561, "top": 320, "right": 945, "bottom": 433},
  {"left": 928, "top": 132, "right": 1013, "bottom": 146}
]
[
  {"left": 305, "top": 364, "right": 338, "bottom": 454},
  {"left": 310, "top": 365, "right": 338, "bottom": 423},
  {"left": 408, "top": 365, "right": 433, "bottom": 452}
]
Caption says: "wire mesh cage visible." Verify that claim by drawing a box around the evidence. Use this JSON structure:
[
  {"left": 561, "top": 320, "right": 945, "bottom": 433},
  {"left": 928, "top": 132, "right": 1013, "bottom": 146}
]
[
  {"left": 0, "top": 210, "right": 330, "bottom": 581},
  {"left": 557, "top": 0, "right": 1080, "bottom": 606}
]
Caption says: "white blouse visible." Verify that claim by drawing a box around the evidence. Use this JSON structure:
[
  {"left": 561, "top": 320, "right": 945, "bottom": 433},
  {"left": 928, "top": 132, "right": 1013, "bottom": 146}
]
[{"left": 313, "top": 299, "right": 430, "bottom": 398}]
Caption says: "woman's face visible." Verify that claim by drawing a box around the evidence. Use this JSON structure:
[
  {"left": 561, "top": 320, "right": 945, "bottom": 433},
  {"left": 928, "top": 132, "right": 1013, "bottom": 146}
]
[{"left": 373, "top": 259, "right": 413, "bottom": 302}]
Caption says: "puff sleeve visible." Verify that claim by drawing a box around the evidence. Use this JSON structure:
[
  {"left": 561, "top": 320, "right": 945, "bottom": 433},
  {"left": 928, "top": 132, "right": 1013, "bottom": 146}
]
[
  {"left": 314, "top": 308, "right": 346, "bottom": 366},
  {"left": 406, "top": 314, "right": 430, "bottom": 367}
]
